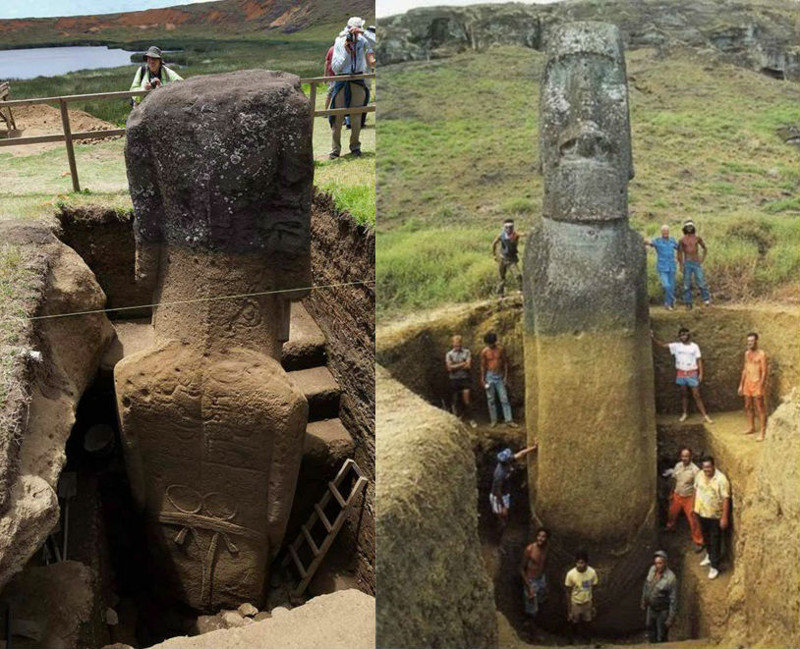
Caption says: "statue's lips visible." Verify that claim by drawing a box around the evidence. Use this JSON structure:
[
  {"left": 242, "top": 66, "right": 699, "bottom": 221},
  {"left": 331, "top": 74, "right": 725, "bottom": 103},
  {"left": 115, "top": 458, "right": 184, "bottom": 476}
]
[
  {"left": 545, "top": 159, "right": 627, "bottom": 220},
  {"left": 553, "top": 158, "right": 624, "bottom": 187}
]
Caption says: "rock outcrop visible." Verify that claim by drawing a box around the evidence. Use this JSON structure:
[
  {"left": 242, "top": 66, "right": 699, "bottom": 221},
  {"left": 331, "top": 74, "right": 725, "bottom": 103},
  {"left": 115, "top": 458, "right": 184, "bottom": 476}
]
[
  {"left": 0, "top": 222, "right": 113, "bottom": 592},
  {"left": 378, "top": 0, "right": 800, "bottom": 81},
  {"left": 376, "top": 366, "right": 497, "bottom": 649}
]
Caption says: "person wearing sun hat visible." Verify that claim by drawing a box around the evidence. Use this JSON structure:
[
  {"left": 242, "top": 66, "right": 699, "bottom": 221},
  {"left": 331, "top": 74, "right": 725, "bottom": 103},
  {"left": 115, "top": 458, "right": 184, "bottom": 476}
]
[{"left": 129, "top": 45, "right": 183, "bottom": 101}]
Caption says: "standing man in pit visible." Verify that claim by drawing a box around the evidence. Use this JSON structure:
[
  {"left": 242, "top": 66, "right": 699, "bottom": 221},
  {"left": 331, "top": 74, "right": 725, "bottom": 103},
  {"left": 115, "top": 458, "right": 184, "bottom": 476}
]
[
  {"left": 645, "top": 224, "right": 679, "bottom": 310},
  {"left": 480, "top": 332, "right": 518, "bottom": 427},
  {"left": 129, "top": 46, "right": 183, "bottom": 101},
  {"left": 738, "top": 332, "right": 768, "bottom": 441},
  {"left": 492, "top": 219, "right": 523, "bottom": 297},
  {"left": 677, "top": 219, "right": 711, "bottom": 310},
  {"left": 663, "top": 447, "right": 704, "bottom": 551},
  {"left": 445, "top": 335, "right": 476, "bottom": 427},
  {"left": 694, "top": 456, "right": 731, "bottom": 580},
  {"left": 521, "top": 527, "right": 550, "bottom": 627},
  {"left": 565, "top": 550, "right": 599, "bottom": 645},
  {"left": 651, "top": 327, "right": 713, "bottom": 424},
  {"left": 490, "top": 445, "right": 537, "bottom": 533},
  {"left": 641, "top": 550, "right": 678, "bottom": 643}
]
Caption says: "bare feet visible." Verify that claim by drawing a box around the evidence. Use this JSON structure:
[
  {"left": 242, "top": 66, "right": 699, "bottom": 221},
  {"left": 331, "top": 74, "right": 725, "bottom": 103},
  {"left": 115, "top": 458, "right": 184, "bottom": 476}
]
[
  {"left": 743, "top": 429, "right": 756, "bottom": 435},
  {"left": 756, "top": 434, "right": 765, "bottom": 442},
  {"left": 679, "top": 413, "right": 688, "bottom": 422},
  {"left": 704, "top": 415, "right": 714, "bottom": 424}
]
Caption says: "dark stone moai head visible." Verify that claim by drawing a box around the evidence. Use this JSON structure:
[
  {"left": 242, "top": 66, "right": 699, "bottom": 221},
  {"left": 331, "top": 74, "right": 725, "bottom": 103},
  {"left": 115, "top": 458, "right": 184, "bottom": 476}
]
[
  {"left": 540, "top": 22, "right": 633, "bottom": 222},
  {"left": 125, "top": 69, "right": 313, "bottom": 293}
]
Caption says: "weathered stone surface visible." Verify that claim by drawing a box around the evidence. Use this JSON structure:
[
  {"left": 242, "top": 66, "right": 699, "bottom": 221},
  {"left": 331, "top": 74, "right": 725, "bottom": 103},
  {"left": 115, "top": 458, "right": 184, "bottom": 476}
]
[
  {"left": 0, "top": 223, "right": 113, "bottom": 593},
  {"left": 117, "top": 70, "right": 312, "bottom": 611},
  {"left": 376, "top": 366, "right": 496, "bottom": 649},
  {"left": 237, "top": 603, "right": 258, "bottom": 618},
  {"left": 378, "top": 0, "right": 800, "bottom": 81},
  {"left": 148, "top": 590, "right": 375, "bottom": 649},
  {"left": 523, "top": 22, "right": 656, "bottom": 634}
]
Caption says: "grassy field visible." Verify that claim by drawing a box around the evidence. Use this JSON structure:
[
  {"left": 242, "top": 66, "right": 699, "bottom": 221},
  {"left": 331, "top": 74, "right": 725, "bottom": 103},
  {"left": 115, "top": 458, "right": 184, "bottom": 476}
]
[
  {"left": 1, "top": 26, "right": 375, "bottom": 226},
  {"left": 376, "top": 45, "right": 800, "bottom": 319}
]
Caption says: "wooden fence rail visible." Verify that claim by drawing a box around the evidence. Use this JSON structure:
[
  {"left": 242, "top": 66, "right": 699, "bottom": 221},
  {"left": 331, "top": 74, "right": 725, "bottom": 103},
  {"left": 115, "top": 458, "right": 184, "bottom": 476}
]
[{"left": 0, "top": 73, "right": 375, "bottom": 192}]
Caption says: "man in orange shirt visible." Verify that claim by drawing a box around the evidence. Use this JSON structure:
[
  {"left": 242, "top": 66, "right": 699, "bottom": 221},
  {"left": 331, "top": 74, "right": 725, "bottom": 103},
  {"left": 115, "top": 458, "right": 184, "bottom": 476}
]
[{"left": 738, "top": 332, "right": 768, "bottom": 441}]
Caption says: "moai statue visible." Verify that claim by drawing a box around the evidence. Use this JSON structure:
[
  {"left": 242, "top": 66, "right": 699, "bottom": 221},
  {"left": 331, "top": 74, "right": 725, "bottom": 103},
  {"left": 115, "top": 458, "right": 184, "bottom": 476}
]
[
  {"left": 116, "top": 70, "right": 312, "bottom": 611},
  {"left": 523, "top": 23, "right": 657, "bottom": 632}
]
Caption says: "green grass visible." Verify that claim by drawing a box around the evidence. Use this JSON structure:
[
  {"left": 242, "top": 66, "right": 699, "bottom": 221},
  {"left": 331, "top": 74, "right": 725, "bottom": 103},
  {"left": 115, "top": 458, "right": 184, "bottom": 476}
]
[
  {"left": 1, "top": 29, "right": 375, "bottom": 226},
  {"left": 376, "top": 45, "right": 800, "bottom": 319}
]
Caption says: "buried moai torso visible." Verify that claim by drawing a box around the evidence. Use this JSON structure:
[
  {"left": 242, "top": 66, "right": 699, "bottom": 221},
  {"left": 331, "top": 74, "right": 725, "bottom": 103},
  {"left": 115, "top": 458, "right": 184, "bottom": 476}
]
[
  {"left": 115, "top": 70, "right": 312, "bottom": 610},
  {"left": 523, "top": 23, "right": 656, "bottom": 632}
]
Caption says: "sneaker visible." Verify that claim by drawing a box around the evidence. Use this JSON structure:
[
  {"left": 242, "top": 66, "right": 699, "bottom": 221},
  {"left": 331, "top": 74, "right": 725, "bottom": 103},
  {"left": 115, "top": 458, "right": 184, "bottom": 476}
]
[
  {"left": 700, "top": 554, "right": 711, "bottom": 567},
  {"left": 708, "top": 567, "right": 719, "bottom": 579},
  {"left": 350, "top": 149, "right": 362, "bottom": 157},
  {"left": 686, "top": 304, "right": 693, "bottom": 311},
  {"left": 679, "top": 413, "right": 688, "bottom": 422},
  {"left": 469, "top": 420, "right": 478, "bottom": 429},
  {"left": 703, "top": 300, "right": 711, "bottom": 307},
  {"left": 666, "top": 305, "right": 674, "bottom": 311},
  {"left": 328, "top": 152, "right": 340, "bottom": 160},
  {"left": 506, "top": 421, "right": 519, "bottom": 428},
  {"left": 490, "top": 422, "right": 498, "bottom": 428}
]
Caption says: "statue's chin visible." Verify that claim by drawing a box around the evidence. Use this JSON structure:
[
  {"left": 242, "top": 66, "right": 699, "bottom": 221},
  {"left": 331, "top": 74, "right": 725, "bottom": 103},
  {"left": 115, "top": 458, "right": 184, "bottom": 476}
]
[{"left": 544, "top": 159, "right": 627, "bottom": 222}]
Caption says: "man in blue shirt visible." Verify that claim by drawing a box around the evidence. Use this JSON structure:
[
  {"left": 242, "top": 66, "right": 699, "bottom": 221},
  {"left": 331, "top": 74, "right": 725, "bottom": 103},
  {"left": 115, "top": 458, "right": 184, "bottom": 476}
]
[
  {"left": 646, "top": 225, "right": 679, "bottom": 310},
  {"left": 329, "top": 17, "right": 375, "bottom": 159}
]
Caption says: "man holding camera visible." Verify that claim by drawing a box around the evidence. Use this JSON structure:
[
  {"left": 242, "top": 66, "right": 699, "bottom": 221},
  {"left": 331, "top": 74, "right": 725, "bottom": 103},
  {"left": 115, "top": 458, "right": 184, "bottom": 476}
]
[
  {"left": 129, "top": 46, "right": 183, "bottom": 103},
  {"left": 329, "top": 17, "right": 375, "bottom": 159}
]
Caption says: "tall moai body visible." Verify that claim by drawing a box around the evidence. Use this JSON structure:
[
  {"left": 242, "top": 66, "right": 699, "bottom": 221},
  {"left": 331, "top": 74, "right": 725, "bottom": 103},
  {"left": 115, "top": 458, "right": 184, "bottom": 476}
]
[
  {"left": 116, "top": 70, "right": 312, "bottom": 611},
  {"left": 523, "top": 23, "right": 657, "bottom": 632}
]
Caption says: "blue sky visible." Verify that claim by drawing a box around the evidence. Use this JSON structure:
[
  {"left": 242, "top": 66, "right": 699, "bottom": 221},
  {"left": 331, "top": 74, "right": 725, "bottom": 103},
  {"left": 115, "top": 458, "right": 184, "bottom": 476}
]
[{"left": 0, "top": 0, "right": 220, "bottom": 20}]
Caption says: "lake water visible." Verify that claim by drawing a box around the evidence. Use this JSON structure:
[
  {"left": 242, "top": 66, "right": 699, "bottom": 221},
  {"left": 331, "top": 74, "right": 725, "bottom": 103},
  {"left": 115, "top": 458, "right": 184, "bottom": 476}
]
[{"left": 0, "top": 46, "right": 137, "bottom": 81}]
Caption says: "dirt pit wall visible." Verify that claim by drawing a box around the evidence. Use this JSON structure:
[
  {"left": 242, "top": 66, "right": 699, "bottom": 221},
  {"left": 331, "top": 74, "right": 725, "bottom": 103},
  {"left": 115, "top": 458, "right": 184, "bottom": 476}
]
[{"left": 378, "top": 300, "right": 800, "bottom": 417}]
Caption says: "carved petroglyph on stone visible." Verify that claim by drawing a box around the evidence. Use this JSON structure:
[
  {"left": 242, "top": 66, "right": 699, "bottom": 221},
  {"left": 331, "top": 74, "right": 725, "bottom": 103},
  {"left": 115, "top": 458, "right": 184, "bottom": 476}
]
[
  {"left": 523, "top": 22, "right": 656, "bottom": 634},
  {"left": 116, "top": 70, "right": 311, "bottom": 611}
]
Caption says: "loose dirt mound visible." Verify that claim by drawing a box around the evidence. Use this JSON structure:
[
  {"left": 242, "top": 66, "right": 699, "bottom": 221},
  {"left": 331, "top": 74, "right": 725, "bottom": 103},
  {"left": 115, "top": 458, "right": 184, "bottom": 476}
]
[{"left": 1, "top": 104, "right": 119, "bottom": 154}]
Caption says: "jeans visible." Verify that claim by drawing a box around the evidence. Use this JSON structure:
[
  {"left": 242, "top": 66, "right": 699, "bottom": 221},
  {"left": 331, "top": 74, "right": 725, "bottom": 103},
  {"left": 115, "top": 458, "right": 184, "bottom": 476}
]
[
  {"left": 646, "top": 607, "right": 670, "bottom": 643},
  {"left": 497, "top": 258, "right": 522, "bottom": 296},
  {"left": 657, "top": 268, "right": 676, "bottom": 307},
  {"left": 485, "top": 372, "right": 512, "bottom": 424},
  {"left": 683, "top": 261, "right": 710, "bottom": 305},
  {"left": 698, "top": 515, "right": 722, "bottom": 569}
]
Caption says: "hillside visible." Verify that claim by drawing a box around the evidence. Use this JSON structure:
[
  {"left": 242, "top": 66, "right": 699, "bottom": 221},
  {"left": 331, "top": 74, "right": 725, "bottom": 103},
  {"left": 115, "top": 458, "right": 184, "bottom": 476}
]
[
  {"left": 375, "top": 42, "right": 799, "bottom": 317},
  {"left": 378, "top": 0, "right": 800, "bottom": 81},
  {"left": 0, "top": 0, "right": 374, "bottom": 46}
]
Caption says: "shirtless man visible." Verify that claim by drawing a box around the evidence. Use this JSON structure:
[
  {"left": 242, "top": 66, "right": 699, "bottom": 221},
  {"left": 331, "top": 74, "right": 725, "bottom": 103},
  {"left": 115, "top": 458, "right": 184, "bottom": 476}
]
[
  {"left": 480, "top": 332, "right": 517, "bottom": 427},
  {"left": 677, "top": 219, "right": 711, "bottom": 310},
  {"left": 738, "top": 332, "right": 768, "bottom": 441},
  {"left": 521, "top": 527, "right": 550, "bottom": 621}
]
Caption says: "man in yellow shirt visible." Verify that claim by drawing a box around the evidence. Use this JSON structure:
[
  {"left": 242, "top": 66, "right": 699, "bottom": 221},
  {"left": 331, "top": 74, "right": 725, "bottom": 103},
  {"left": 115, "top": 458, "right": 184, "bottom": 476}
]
[
  {"left": 564, "top": 550, "right": 598, "bottom": 644},
  {"left": 693, "top": 456, "right": 730, "bottom": 580}
]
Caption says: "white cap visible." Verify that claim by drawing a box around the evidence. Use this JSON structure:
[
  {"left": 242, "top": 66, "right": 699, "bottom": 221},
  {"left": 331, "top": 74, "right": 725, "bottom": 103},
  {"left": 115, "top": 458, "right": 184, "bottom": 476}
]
[{"left": 347, "top": 16, "right": 365, "bottom": 29}]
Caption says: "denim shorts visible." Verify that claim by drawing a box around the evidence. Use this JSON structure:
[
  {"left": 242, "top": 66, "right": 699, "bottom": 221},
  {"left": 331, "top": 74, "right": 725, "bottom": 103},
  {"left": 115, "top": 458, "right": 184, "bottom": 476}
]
[{"left": 676, "top": 373, "right": 699, "bottom": 388}]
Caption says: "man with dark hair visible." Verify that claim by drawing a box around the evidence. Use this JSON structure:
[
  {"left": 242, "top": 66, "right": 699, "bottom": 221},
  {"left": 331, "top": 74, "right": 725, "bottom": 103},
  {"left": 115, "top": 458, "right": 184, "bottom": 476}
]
[
  {"left": 693, "top": 456, "right": 730, "bottom": 580},
  {"left": 677, "top": 219, "right": 710, "bottom": 310},
  {"left": 738, "top": 332, "right": 768, "bottom": 441},
  {"left": 565, "top": 550, "right": 598, "bottom": 643},
  {"left": 490, "top": 445, "right": 537, "bottom": 532},
  {"left": 492, "top": 219, "right": 522, "bottom": 297},
  {"left": 651, "top": 327, "right": 713, "bottom": 424},
  {"left": 480, "top": 331, "right": 517, "bottom": 427},
  {"left": 641, "top": 550, "right": 678, "bottom": 643},
  {"left": 521, "top": 527, "right": 550, "bottom": 623},
  {"left": 664, "top": 447, "right": 704, "bottom": 550},
  {"left": 445, "top": 335, "right": 476, "bottom": 427}
]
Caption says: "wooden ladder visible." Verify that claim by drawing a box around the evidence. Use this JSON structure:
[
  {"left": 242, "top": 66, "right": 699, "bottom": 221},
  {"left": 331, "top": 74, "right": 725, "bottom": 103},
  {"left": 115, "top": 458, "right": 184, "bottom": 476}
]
[{"left": 283, "top": 458, "right": 368, "bottom": 598}]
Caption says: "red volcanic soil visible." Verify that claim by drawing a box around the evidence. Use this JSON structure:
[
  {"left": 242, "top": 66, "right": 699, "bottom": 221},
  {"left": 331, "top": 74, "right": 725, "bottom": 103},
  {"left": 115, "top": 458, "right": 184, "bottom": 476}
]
[{"left": 0, "top": 0, "right": 373, "bottom": 41}]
